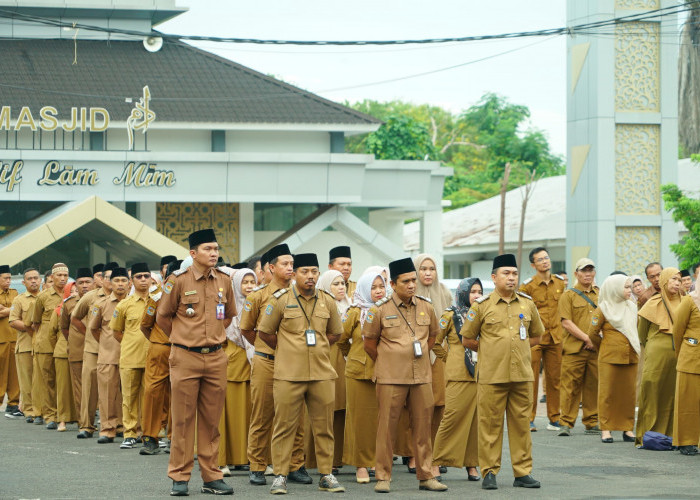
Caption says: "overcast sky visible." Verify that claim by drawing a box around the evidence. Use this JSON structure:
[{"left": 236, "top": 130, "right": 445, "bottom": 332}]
[{"left": 160, "top": 1, "right": 567, "bottom": 154}]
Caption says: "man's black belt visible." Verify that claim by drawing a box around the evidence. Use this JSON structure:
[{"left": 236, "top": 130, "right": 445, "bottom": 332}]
[
  {"left": 173, "top": 343, "right": 223, "bottom": 354},
  {"left": 254, "top": 351, "right": 275, "bottom": 360}
]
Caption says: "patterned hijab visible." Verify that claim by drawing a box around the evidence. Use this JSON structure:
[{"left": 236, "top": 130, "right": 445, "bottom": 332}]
[{"left": 452, "top": 277, "right": 482, "bottom": 336}]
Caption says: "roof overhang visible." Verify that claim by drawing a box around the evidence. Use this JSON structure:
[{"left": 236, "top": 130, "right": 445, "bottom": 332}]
[{"left": 0, "top": 2, "right": 187, "bottom": 26}]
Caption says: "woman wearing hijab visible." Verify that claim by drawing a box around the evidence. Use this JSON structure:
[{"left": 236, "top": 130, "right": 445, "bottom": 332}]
[
  {"left": 337, "top": 270, "right": 387, "bottom": 483},
  {"left": 587, "top": 275, "right": 639, "bottom": 443},
  {"left": 218, "top": 268, "right": 257, "bottom": 476},
  {"left": 51, "top": 282, "right": 79, "bottom": 432},
  {"left": 671, "top": 281, "right": 700, "bottom": 455},
  {"left": 635, "top": 268, "right": 683, "bottom": 445},
  {"left": 432, "top": 277, "right": 482, "bottom": 480},
  {"left": 304, "top": 270, "right": 351, "bottom": 473}
]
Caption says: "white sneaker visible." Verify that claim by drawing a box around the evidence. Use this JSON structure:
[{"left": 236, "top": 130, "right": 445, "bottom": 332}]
[
  {"left": 271, "top": 475, "right": 287, "bottom": 495},
  {"left": 219, "top": 465, "right": 231, "bottom": 477},
  {"left": 264, "top": 465, "right": 275, "bottom": 476}
]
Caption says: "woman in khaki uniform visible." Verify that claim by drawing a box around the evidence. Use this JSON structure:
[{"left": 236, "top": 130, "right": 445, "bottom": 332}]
[
  {"left": 671, "top": 287, "right": 700, "bottom": 455},
  {"left": 218, "top": 268, "right": 257, "bottom": 474},
  {"left": 338, "top": 270, "right": 387, "bottom": 483},
  {"left": 635, "top": 268, "right": 683, "bottom": 445},
  {"left": 432, "top": 277, "right": 482, "bottom": 480},
  {"left": 588, "top": 275, "right": 639, "bottom": 443},
  {"left": 51, "top": 282, "right": 79, "bottom": 432}
]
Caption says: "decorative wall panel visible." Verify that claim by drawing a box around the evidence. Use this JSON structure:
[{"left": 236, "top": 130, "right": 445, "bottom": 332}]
[
  {"left": 614, "top": 22, "right": 660, "bottom": 112},
  {"left": 615, "top": 0, "right": 659, "bottom": 9},
  {"left": 156, "top": 202, "right": 239, "bottom": 263},
  {"left": 614, "top": 124, "right": 660, "bottom": 215},
  {"left": 615, "top": 227, "right": 660, "bottom": 275}
]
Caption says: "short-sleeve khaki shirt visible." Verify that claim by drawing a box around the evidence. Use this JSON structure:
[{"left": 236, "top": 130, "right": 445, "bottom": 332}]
[
  {"left": 461, "top": 291, "right": 545, "bottom": 384},
  {"left": 158, "top": 266, "right": 236, "bottom": 348},
  {"left": 558, "top": 284, "right": 599, "bottom": 355},
  {"left": 673, "top": 296, "right": 700, "bottom": 374},
  {"left": 239, "top": 282, "right": 284, "bottom": 356},
  {"left": 362, "top": 295, "right": 439, "bottom": 385},
  {"left": 31, "top": 286, "right": 63, "bottom": 354},
  {"left": 257, "top": 285, "right": 343, "bottom": 382},
  {"left": 519, "top": 274, "right": 566, "bottom": 344},
  {"left": 141, "top": 295, "right": 170, "bottom": 345},
  {"left": 339, "top": 306, "right": 375, "bottom": 380},
  {"left": 52, "top": 310, "right": 67, "bottom": 358},
  {"left": 588, "top": 308, "right": 638, "bottom": 365},
  {"left": 71, "top": 287, "right": 106, "bottom": 355},
  {"left": 110, "top": 293, "right": 149, "bottom": 368},
  {"left": 60, "top": 295, "right": 85, "bottom": 362},
  {"left": 437, "top": 309, "right": 475, "bottom": 382},
  {"left": 0, "top": 288, "right": 19, "bottom": 343},
  {"left": 9, "top": 292, "right": 37, "bottom": 353},
  {"left": 89, "top": 293, "right": 122, "bottom": 365}
]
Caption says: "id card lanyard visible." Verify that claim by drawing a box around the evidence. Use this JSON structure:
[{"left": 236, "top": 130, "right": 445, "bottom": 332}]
[
  {"left": 216, "top": 288, "right": 225, "bottom": 320},
  {"left": 392, "top": 298, "right": 423, "bottom": 358},
  {"left": 293, "top": 288, "right": 318, "bottom": 346}
]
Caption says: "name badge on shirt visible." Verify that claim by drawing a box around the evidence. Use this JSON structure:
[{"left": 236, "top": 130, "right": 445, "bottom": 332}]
[
  {"left": 305, "top": 329, "right": 316, "bottom": 346},
  {"left": 216, "top": 303, "right": 225, "bottom": 320},
  {"left": 519, "top": 313, "right": 527, "bottom": 340},
  {"left": 413, "top": 340, "right": 423, "bottom": 358}
]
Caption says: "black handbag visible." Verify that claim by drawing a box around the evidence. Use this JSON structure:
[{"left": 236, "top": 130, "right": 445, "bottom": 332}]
[{"left": 453, "top": 308, "right": 476, "bottom": 377}]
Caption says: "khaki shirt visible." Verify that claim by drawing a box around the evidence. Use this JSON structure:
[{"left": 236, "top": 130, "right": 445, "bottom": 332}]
[
  {"left": 158, "top": 266, "right": 236, "bottom": 347},
  {"left": 239, "top": 282, "right": 284, "bottom": 356},
  {"left": 339, "top": 306, "right": 375, "bottom": 380},
  {"left": 437, "top": 310, "right": 475, "bottom": 382},
  {"left": 519, "top": 274, "right": 566, "bottom": 344},
  {"left": 461, "top": 291, "right": 545, "bottom": 384},
  {"left": 110, "top": 293, "right": 149, "bottom": 368},
  {"left": 141, "top": 295, "right": 170, "bottom": 345},
  {"left": 588, "top": 308, "right": 638, "bottom": 365},
  {"left": 257, "top": 285, "right": 343, "bottom": 382},
  {"left": 9, "top": 292, "right": 37, "bottom": 353},
  {"left": 347, "top": 280, "right": 357, "bottom": 298},
  {"left": 89, "top": 293, "right": 122, "bottom": 365},
  {"left": 60, "top": 296, "right": 84, "bottom": 362},
  {"left": 51, "top": 310, "right": 67, "bottom": 359},
  {"left": 558, "top": 284, "right": 599, "bottom": 355},
  {"left": 672, "top": 296, "right": 700, "bottom": 374},
  {"left": 31, "top": 286, "right": 63, "bottom": 354},
  {"left": 362, "top": 295, "right": 439, "bottom": 385},
  {"left": 72, "top": 287, "right": 107, "bottom": 355},
  {"left": 0, "top": 288, "right": 19, "bottom": 343}
]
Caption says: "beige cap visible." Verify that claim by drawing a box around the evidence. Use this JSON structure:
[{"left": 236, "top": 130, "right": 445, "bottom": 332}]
[{"left": 575, "top": 257, "right": 595, "bottom": 271}]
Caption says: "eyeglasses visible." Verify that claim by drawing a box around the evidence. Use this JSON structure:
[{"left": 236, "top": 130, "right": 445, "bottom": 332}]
[{"left": 534, "top": 256, "right": 550, "bottom": 263}]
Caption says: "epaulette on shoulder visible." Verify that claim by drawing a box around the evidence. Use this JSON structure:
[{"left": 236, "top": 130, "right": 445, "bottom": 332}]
[
  {"left": 554, "top": 274, "right": 565, "bottom": 281},
  {"left": 475, "top": 294, "right": 489, "bottom": 304},
  {"left": 444, "top": 306, "right": 453, "bottom": 312},
  {"left": 522, "top": 277, "right": 533, "bottom": 285},
  {"left": 172, "top": 268, "right": 186, "bottom": 277},
  {"left": 416, "top": 295, "right": 432, "bottom": 303},
  {"left": 252, "top": 283, "right": 268, "bottom": 292},
  {"left": 321, "top": 289, "right": 335, "bottom": 298},
  {"left": 516, "top": 291, "right": 533, "bottom": 300},
  {"left": 273, "top": 288, "right": 288, "bottom": 299},
  {"left": 374, "top": 296, "right": 390, "bottom": 307},
  {"left": 62, "top": 296, "right": 73, "bottom": 303}
]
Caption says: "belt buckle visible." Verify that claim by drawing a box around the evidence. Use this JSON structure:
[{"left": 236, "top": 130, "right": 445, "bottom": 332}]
[{"left": 201, "top": 347, "right": 210, "bottom": 354}]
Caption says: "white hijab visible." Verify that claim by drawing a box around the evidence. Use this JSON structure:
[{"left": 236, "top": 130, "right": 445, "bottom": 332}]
[
  {"left": 317, "top": 269, "right": 351, "bottom": 314},
  {"left": 225, "top": 268, "right": 256, "bottom": 363},
  {"left": 352, "top": 271, "right": 386, "bottom": 325},
  {"left": 599, "top": 274, "right": 640, "bottom": 354}
]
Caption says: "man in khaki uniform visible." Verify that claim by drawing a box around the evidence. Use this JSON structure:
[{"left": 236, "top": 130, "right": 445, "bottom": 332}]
[
  {"left": 60, "top": 267, "right": 95, "bottom": 419},
  {"left": 557, "top": 258, "right": 600, "bottom": 436},
  {"left": 72, "top": 262, "right": 117, "bottom": 438},
  {"left": 462, "top": 254, "right": 544, "bottom": 490},
  {"left": 31, "top": 262, "right": 69, "bottom": 429},
  {"left": 9, "top": 268, "right": 42, "bottom": 422},
  {"left": 328, "top": 246, "right": 356, "bottom": 297},
  {"left": 240, "top": 244, "right": 310, "bottom": 487},
  {"left": 92, "top": 264, "right": 104, "bottom": 289},
  {"left": 0, "top": 265, "right": 20, "bottom": 418},
  {"left": 157, "top": 229, "right": 236, "bottom": 496},
  {"left": 519, "top": 247, "right": 566, "bottom": 431},
  {"left": 257, "top": 252, "right": 345, "bottom": 495},
  {"left": 363, "top": 257, "right": 447, "bottom": 494},
  {"left": 160, "top": 255, "right": 177, "bottom": 280},
  {"left": 90, "top": 267, "right": 130, "bottom": 443},
  {"left": 110, "top": 263, "right": 152, "bottom": 449}
]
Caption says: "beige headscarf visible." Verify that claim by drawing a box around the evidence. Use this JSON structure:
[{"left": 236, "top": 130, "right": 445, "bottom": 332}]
[
  {"left": 317, "top": 269, "right": 351, "bottom": 314},
  {"left": 638, "top": 267, "right": 683, "bottom": 332},
  {"left": 413, "top": 253, "right": 452, "bottom": 314},
  {"left": 598, "top": 274, "right": 640, "bottom": 355}
]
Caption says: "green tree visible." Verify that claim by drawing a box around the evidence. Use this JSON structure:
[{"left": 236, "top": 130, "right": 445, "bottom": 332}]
[
  {"left": 661, "top": 158, "right": 700, "bottom": 270},
  {"left": 365, "top": 115, "right": 436, "bottom": 161}
]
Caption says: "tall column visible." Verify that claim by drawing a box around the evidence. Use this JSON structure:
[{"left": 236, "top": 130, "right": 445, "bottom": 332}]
[
  {"left": 566, "top": 0, "right": 678, "bottom": 277},
  {"left": 419, "top": 209, "right": 444, "bottom": 277},
  {"left": 238, "top": 202, "right": 255, "bottom": 260}
]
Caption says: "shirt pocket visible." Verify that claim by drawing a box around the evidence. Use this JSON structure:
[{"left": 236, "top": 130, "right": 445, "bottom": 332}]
[
  {"left": 283, "top": 308, "right": 305, "bottom": 331},
  {"left": 312, "top": 309, "right": 330, "bottom": 332},
  {"left": 180, "top": 296, "right": 200, "bottom": 316},
  {"left": 380, "top": 317, "right": 402, "bottom": 339}
]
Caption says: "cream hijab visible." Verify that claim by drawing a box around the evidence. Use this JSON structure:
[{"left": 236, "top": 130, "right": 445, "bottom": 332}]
[
  {"left": 598, "top": 274, "right": 640, "bottom": 355},
  {"left": 413, "top": 253, "right": 452, "bottom": 314},
  {"left": 317, "top": 269, "right": 352, "bottom": 314},
  {"left": 225, "top": 268, "right": 256, "bottom": 363}
]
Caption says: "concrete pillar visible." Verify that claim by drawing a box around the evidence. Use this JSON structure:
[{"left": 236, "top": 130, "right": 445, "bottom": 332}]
[
  {"left": 137, "top": 202, "right": 157, "bottom": 230},
  {"left": 239, "top": 202, "right": 255, "bottom": 260},
  {"left": 419, "top": 209, "right": 444, "bottom": 277}
]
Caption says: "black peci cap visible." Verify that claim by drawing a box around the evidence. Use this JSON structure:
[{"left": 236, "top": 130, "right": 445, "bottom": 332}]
[
  {"left": 293, "top": 253, "right": 319, "bottom": 269},
  {"left": 76, "top": 267, "right": 93, "bottom": 280},
  {"left": 329, "top": 246, "right": 351, "bottom": 260},
  {"left": 131, "top": 263, "right": 150, "bottom": 275},
  {"left": 103, "top": 262, "right": 119, "bottom": 274},
  {"left": 92, "top": 263, "right": 104, "bottom": 274},
  {"left": 492, "top": 254, "right": 517, "bottom": 270},
  {"left": 110, "top": 267, "right": 129, "bottom": 279},
  {"left": 188, "top": 229, "right": 217, "bottom": 248},
  {"left": 681, "top": 269, "right": 691, "bottom": 278},
  {"left": 0, "top": 265, "right": 10, "bottom": 275},
  {"left": 389, "top": 258, "right": 415, "bottom": 280},
  {"left": 232, "top": 262, "right": 248, "bottom": 270},
  {"left": 267, "top": 244, "right": 292, "bottom": 262},
  {"left": 160, "top": 255, "right": 177, "bottom": 267},
  {"left": 260, "top": 251, "right": 270, "bottom": 268}
]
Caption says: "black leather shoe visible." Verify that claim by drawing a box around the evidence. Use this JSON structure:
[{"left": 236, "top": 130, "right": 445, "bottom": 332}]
[
  {"left": 407, "top": 465, "right": 416, "bottom": 474},
  {"left": 234, "top": 465, "right": 250, "bottom": 471},
  {"left": 201, "top": 479, "right": 233, "bottom": 495},
  {"left": 249, "top": 470, "right": 266, "bottom": 486},
  {"left": 601, "top": 437, "right": 613, "bottom": 443},
  {"left": 622, "top": 432, "right": 635, "bottom": 443},
  {"left": 77, "top": 431, "right": 93, "bottom": 439},
  {"left": 33, "top": 416, "right": 44, "bottom": 425},
  {"left": 45, "top": 421, "right": 57, "bottom": 430},
  {"left": 679, "top": 445, "right": 699, "bottom": 455},
  {"left": 116, "top": 431, "right": 124, "bottom": 438},
  {"left": 170, "top": 480, "right": 189, "bottom": 496},
  {"left": 482, "top": 472, "right": 497, "bottom": 490},
  {"left": 139, "top": 436, "right": 161, "bottom": 455},
  {"left": 439, "top": 465, "right": 447, "bottom": 474},
  {"left": 97, "top": 436, "right": 114, "bottom": 444},
  {"left": 513, "top": 475, "right": 541, "bottom": 488},
  {"left": 466, "top": 468, "right": 480, "bottom": 481},
  {"left": 288, "top": 466, "right": 312, "bottom": 484}
]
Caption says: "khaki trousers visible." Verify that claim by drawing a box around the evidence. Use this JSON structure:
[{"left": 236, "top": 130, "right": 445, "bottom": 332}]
[
  {"left": 530, "top": 343, "right": 561, "bottom": 422},
  {"left": 272, "top": 379, "right": 334, "bottom": 476},
  {"left": 79, "top": 352, "right": 99, "bottom": 433},
  {"left": 673, "top": 371, "right": 700, "bottom": 446},
  {"left": 433, "top": 381, "right": 479, "bottom": 468},
  {"left": 342, "top": 378, "right": 377, "bottom": 467},
  {"left": 97, "top": 363, "right": 122, "bottom": 437},
  {"left": 15, "top": 351, "right": 35, "bottom": 416},
  {"left": 247, "top": 355, "right": 305, "bottom": 472},
  {"left": 478, "top": 381, "right": 533, "bottom": 477},
  {"left": 168, "top": 347, "right": 227, "bottom": 483},
  {"left": 120, "top": 367, "right": 145, "bottom": 438},
  {"left": 32, "top": 355, "right": 46, "bottom": 419},
  {"left": 559, "top": 350, "right": 598, "bottom": 429},
  {"left": 142, "top": 343, "right": 171, "bottom": 439},
  {"left": 218, "top": 380, "right": 251, "bottom": 467},
  {"left": 36, "top": 352, "right": 57, "bottom": 421},
  {"left": 0, "top": 342, "right": 19, "bottom": 406},
  {"left": 69, "top": 360, "right": 82, "bottom": 417},
  {"left": 55, "top": 358, "right": 78, "bottom": 422},
  {"left": 375, "top": 383, "right": 434, "bottom": 481}
]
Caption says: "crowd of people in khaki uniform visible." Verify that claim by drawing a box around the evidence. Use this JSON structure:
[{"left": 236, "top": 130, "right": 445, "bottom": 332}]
[{"left": 1, "top": 231, "right": 700, "bottom": 496}]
